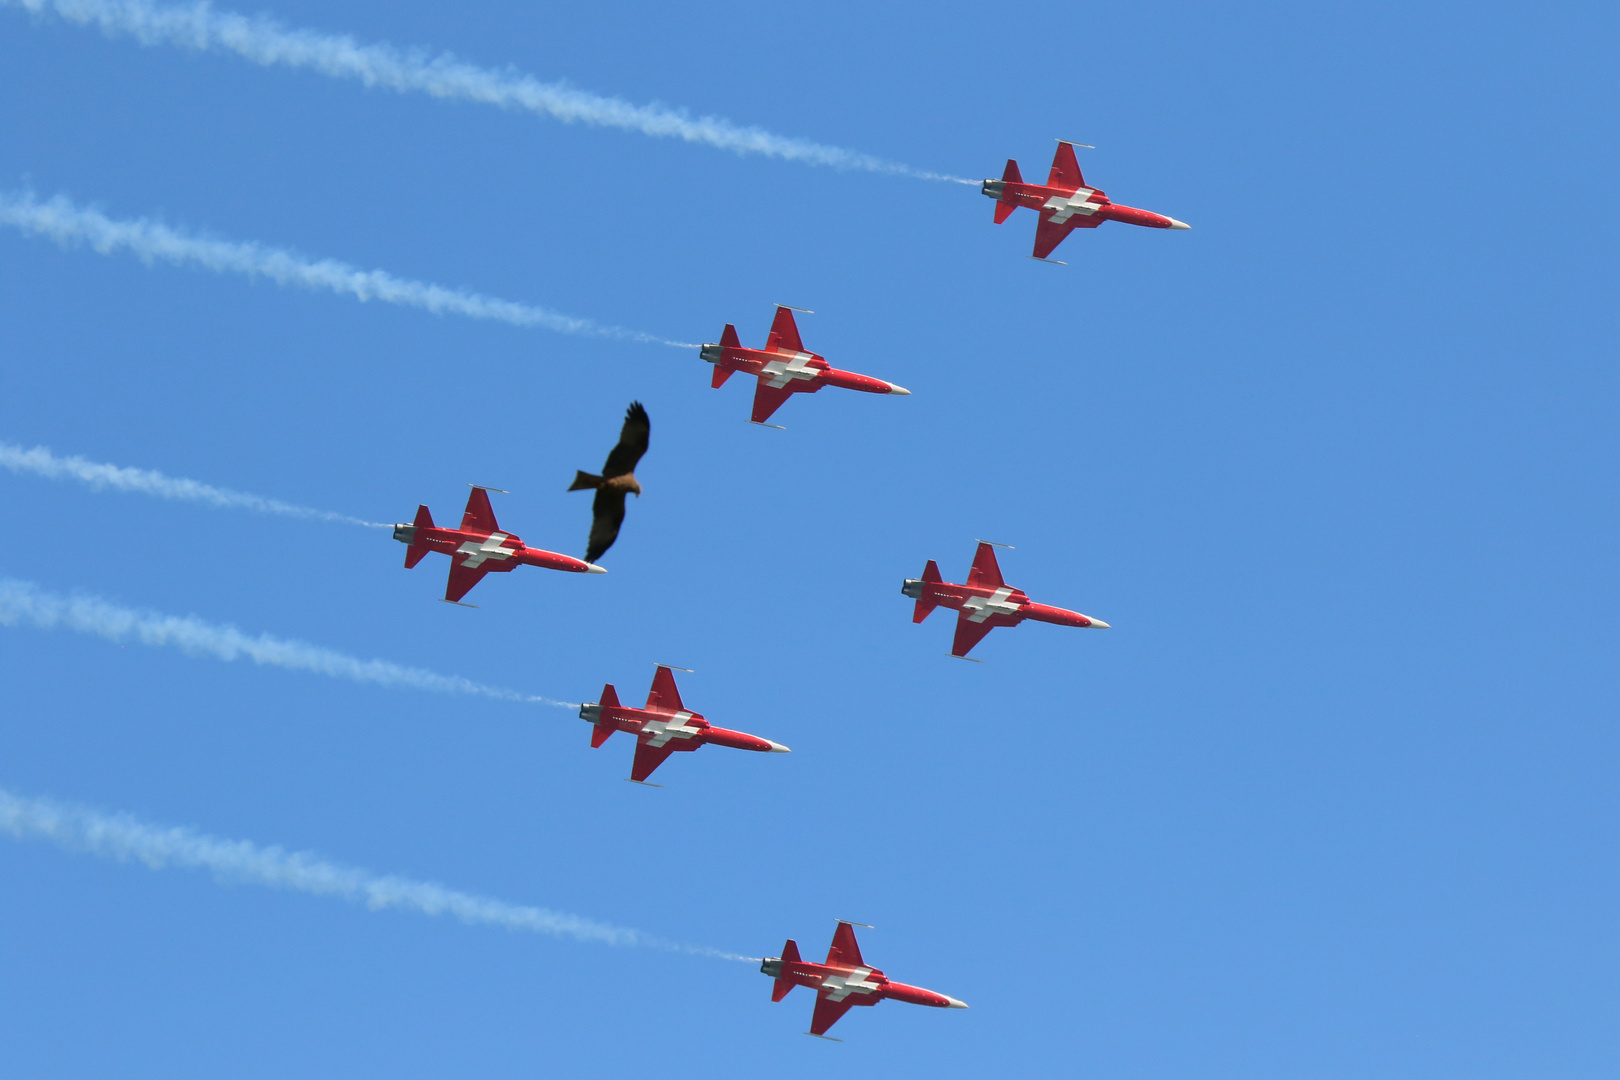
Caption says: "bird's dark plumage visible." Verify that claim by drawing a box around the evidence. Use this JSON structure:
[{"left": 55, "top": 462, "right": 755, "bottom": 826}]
[{"left": 568, "top": 402, "right": 649, "bottom": 565}]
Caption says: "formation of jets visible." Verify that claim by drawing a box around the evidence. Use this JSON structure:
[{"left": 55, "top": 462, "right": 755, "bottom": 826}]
[{"left": 375, "top": 141, "right": 1182, "bottom": 1037}]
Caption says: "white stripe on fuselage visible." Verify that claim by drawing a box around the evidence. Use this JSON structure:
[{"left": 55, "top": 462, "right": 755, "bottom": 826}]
[
  {"left": 1044, "top": 187, "right": 1101, "bottom": 224},
  {"left": 962, "top": 586, "right": 1020, "bottom": 623},
  {"left": 642, "top": 710, "right": 703, "bottom": 748},
  {"left": 456, "top": 532, "right": 514, "bottom": 568},
  {"left": 760, "top": 352, "right": 819, "bottom": 389},
  {"left": 821, "top": 968, "right": 881, "bottom": 1001}
]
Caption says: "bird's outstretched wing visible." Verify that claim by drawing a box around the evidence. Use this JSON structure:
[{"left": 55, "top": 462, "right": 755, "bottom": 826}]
[
  {"left": 586, "top": 487, "right": 627, "bottom": 564},
  {"left": 601, "top": 401, "right": 650, "bottom": 479}
]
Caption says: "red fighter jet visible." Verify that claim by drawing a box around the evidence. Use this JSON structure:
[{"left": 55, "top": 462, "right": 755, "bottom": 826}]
[
  {"left": 982, "top": 140, "right": 1190, "bottom": 263},
  {"left": 579, "top": 665, "right": 790, "bottom": 785},
  {"left": 699, "top": 306, "right": 910, "bottom": 427},
  {"left": 902, "top": 541, "right": 1109, "bottom": 659},
  {"left": 393, "top": 485, "right": 604, "bottom": 605},
  {"left": 760, "top": 921, "right": 967, "bottom": 1039}
]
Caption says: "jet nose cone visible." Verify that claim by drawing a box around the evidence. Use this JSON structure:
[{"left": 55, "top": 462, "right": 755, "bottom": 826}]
[
  {"left": 1086, "top": 617, "right": 1110, "bottom": 629},
  {"left": 945, "top": 997, "right": 969, "bottom": 1009},
  {"left": 1166, "top": 218, "right": 1191, "bottom": 230},
  {"left": 766, "top": 740, "right": 792, "bottom": 753},
  {"left": 887, "top": 382, "right": 911, "bottom": 396},
  {"left": 584, "top": 563, "right": 608, "bottom": 574}
]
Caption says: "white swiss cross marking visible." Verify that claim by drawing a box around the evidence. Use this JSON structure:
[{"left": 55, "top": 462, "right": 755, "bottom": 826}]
[
  {"left": 1044, "top": 187, "right": 1101, "bottom": 224},
  {"left": 760, "top": 352, "right": 819, "bottom": 389},
  {"left": 642, "top": 711, "right": 703, "bottom": 748},
  {"left": 821, "top": 968, "right": 881, "bottom": 1001},
  {"left": 456, "top": 532, "right": 515, "bottom": 568},
  {"left": 962, "top": 587, "right": 1020, "bottom": 623}
]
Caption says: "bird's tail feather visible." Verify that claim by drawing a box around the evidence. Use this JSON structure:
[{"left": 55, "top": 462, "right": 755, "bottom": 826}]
[{"left": 568, "top": 471, "right": 602, "bottom": 491}]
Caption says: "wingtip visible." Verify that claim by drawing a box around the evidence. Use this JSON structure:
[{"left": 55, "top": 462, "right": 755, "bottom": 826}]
[
  {"left": 886, "top": 382, "right": 911, "bottom": 396},
  {"left": 584, "top": 563, "right": 608, "bottom": 574},
  {"left": 766, "top": 740, "right": 792, "bottom": 753}
]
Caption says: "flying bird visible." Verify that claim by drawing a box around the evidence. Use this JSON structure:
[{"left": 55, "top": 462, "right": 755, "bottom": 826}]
[{"left": 568, "top": 401, "right": 650, "bottom": 565}]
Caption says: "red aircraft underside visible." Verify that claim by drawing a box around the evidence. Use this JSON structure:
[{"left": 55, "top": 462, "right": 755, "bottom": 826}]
[
  {"left": 761, "top": 921, "right": 967, "bottom": 1038},
  {"left": 698, "top": 306, "right": 910, "bottom": 426},
  {"left": 902, "top": 541, "right": 1109, "bottom": 658},
  {"left": 579, "top": 665, "right": 789, "bottom": 783},
  {"left": 392, "top": 486, "right": 602, "bottom": 604},
  {"left": 982, "top": 141, "right": 1190, "bottom": 262}
]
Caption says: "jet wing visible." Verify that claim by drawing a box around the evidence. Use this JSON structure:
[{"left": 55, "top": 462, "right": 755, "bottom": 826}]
[
  {"left": 764, "top": 306, "right": 805, "bottom": 353},
  {"left": 751, "top": 380, "right": 795, "bottom": 424},
  {"left": 1046, "top": 141, "right": 1086, "bottom": 191},
  {"left": 826, "top": 922, "right": 866, "bottom": 967},
  {"left": 445, "top": 560, "right": 491, "bottom": 603},
  {"left": 630, "top": 738, "right": 677, "bottom": 783},
  {"left": 646, "top": 665, "right": 685, "bottom": 712},
  {"left": 809, "top": 994, "right": 857, "bottom": 1037},
  {"left": 966, "top": 542, "right": 1005, "bottom": 589},
  {"left": 1032, "top": 213, "right": 1081, "bottom": 260},
  {"left": 951, "top": 611, "right": 999, "bottom": 658},
  {"left": 460, "top": 487, "right": 501, "bottom": 534}
]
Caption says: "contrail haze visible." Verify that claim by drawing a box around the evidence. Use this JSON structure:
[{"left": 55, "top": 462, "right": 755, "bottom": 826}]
[
  {"left": 0, "top": 788, "right": 751, "bottom": 959},
  {"left": 0, "top": 191, "right": 691, "bottom": 345},
  {"left": 0, "top": 578, "right": 575, "bottom": 708},
  {"left": 0, "top": 441, "right": 384, "bottom": 527},
  {"left": 2, "top": 0, "right": 973, "bottom": 183}
]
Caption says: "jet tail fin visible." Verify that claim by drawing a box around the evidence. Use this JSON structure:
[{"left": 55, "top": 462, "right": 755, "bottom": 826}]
[
  {"left": 711, "top": 364, "right": 733, "bottom": 388},
  {"left": 772, "top": 939, "right": 802, "bottom": 1001},
  {"left": 914, "top": 559, "right": 943, "bottom": 622},
  {"left": 403, "top": 505, "right": 434, "bottom": 568},
  {"left": 720, "top": 323, "right": 741, "bottom": 349},
  {"left": 993, "top": 200, "right": 1018, "bottom": 224},
  {"left": 568, "top": 470, "right": 602, "bottom": 491},
  {"left": 590, "top": 684, "right": 620, "bottom": 747},
  {"left": 1002, "top": 158, "right": 1023, "bottom": 184}
]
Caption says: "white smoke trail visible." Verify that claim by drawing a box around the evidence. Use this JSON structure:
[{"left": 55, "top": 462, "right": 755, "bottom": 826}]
[
  {"left": 0, "top": 788, "right": 753, "bottom": 959},
  {"left": 2, "top": 0, "right": 976, "bottom": 185},
  {"left": 0, "top": 191, "right": 693, "bottom": 346},
  {"left": 0, "top": 441, "right": 386, "bottom": 528},
  {"left": 0, "top": 578, "right": 576, "bottom": 708}
]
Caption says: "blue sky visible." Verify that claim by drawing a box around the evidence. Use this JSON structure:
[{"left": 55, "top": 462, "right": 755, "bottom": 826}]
[{"left": 1, "top": 1, "right": 1615, "bottom": 1077}]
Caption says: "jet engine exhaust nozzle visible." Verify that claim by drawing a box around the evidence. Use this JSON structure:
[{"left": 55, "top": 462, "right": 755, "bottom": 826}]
[
  {"left": 759, "top": 957, "right": 784, "bottom": 978},
  {"left": 900, "top": 579, "right": 925, "bottom": 599},
  {"left": 391, "top": 524, "right": 417, "bottom": 545},
  {"left": 578, "top": 702, "right": 602, "bottom": 723},
  {"left": 699, "top": 343, "right": 724, "bottom": 363},
  {"left": 981, "top": 179, "right": 1006, "bottom": 198}
]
